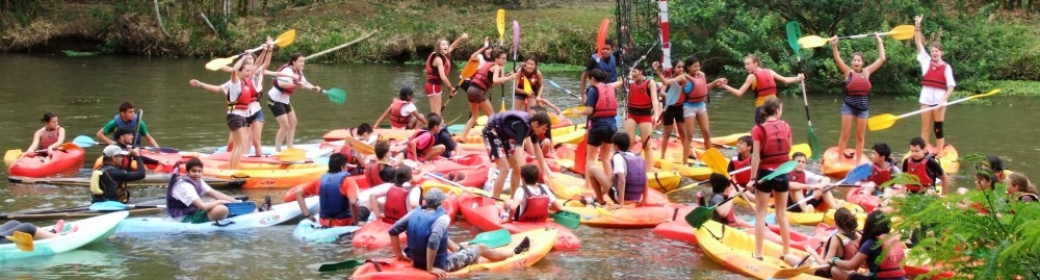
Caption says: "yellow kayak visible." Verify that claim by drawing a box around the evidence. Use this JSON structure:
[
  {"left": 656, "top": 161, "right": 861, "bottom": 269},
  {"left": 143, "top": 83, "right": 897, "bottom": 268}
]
[
  {"left": 201, "top": 161, "right": 326, "bottom": 189},
  {"left": 736, "top": 196, "right": 867, "bottom": 227},
  {"left": 696, "top": 220, "right": 826, "bottom": 280},
  {"left": 556, "top": 158, "right": 682, "bottom": 195},
  {"left": 461, "top": 124, "right": 586, "bottom": 145}
]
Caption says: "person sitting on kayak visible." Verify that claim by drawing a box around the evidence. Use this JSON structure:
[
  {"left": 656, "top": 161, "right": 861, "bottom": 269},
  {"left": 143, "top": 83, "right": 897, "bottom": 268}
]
[
  {"left": 830, "top": 210, "right": 907, "bottom": 280},
  {"left": 859, "top": 143, "right": 902, "bottom": 199},
  {"left": 297, "top": 153, "right": 363, "bottom": 227},
  {"left": 901, "top": 137, "right": 948, "bottom": 195},
  {"left": 1, "top": 220, "right": 63, "bottom": 244},
  {"left": 369, "top": 166, "right": 422, "bottom": 223},
  {"left": 1008, "top": 173, "right": 1038, "bottom": 203},
  {"left": 167, "top": 157, "right": 238, "bottom": 225},
  {"left": 374, "top": 87, "right": 427, "bottom": 130},
  {"left": 728, "top": 135, "right": 756, "bottom": 202},
  {"left": 577, "top": 69, "right": 623, "bottom": 183},
  {"left": 362, "top": 141, "right": 402, "bottom": 187},
  {"left": 24, "top": 111, "right": 65, "bottom": 160},
  {"left": 787, "top": 208, "right": 860, "bottom": 278},
  {"left": 788, "top": 152, "right": 838, "bottom": 213},
  {"left": 96, "top": 101, "right": 160, "bottom": 148},
  {"left": 112, "top": 128, "right": 170, "bottom": 172},
  {"left": 697, "top": 173, "right": 751, "bottom": 228},
  {"left": 389, "top": 189, "right": 530, "bottom": 278},
  {"left": 338, "top": 123, "right": 374, "bottom": 174},
  {"left": 91, "top": 145, "right": 146, "bottom": 203},
  {"left": 483, "top": 110, "right": 553, "bottom": 198},
  {"left": 719, "top": 54, "right": 804, "bottom": 124},
  {"left": 506, "top": 164, "right": 563, "bottom": 223},
  {"left": 407, "top": 114, "right": 446, "bottom": 162},
  {"left": 587, "top": 133, "right": 647, "bottom": 206}
]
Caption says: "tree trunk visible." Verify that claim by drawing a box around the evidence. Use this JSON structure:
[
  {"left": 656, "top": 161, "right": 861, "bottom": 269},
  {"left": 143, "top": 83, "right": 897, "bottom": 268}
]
[{"left": 153, "top": 0, "right": 171, "bottom": 37}]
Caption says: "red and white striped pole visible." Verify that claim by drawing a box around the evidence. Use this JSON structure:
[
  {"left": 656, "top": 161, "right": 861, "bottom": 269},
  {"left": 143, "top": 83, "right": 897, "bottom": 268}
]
[{"left": 658, "top": 0, "right": 672, "bottom": 72}]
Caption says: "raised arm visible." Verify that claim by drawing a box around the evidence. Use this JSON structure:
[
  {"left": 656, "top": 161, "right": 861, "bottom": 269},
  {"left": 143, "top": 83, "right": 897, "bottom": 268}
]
[
  {"left": 447, "top": 33, "right": 469, "bottom": 54},
  {"left": 772, "top": 70, "right": 804, "bottom": 85},
  {"left": 914, "top": 15, "right": 925, "bottom": 52},
  {"left": 469, "top": 37, "right": 490, "bottom": 61},
  {"left": 189, "top": 79, "right": 226, "bottom": 94},
  {"left": 865, "top": 34, "right": 887, "bottom": 74},
  {"left": 831, "top": 37, "right": 851, "bottom": 75}
]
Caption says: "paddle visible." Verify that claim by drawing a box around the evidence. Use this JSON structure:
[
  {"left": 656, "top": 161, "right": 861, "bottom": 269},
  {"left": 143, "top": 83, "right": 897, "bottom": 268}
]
[
  {"left": 523, "top": 77, "right": 534, "bottom": 97},
  {"left": 321, "top": 88, "right": 347, "bottom": 104},
  {"left": 89, "top": 201, "right": 166, "bottom": 212},
  {"left": 785, "top": 163, "right": 872, "bottom": 210},
  {"left": 442, "top": 58, "right": 481, "bottom": 112},
  {"left": 4, "top": 231, "right": 33, "bottom": 252},
  {"left": 205, "top": 29, "right": 297, "bottom": 71},
  {"left": 73, "top": 135, "right": 100, "bottom": 148},
  {"left": 344, "top": 135, "right": 376, "bottom": 155},
  {"left": 303, "top": 30, "right": 378, "bottom": 60},
  {"left": 561, "top": 106, "right": 588, "bottom": 117},
  {"left": 868, "top": 89, "right": 1000, "bottom": 131},
  {"left": 785, "top": 22, "right": 821, "bottom": 160},
  {"left": 701, "top": 148, "right": 730, "bottom": 176},
  {"left": 665, "top": 166, "right": 753, "bottom": 195},
  {"left": 797, "top": 25, "right": 915, "bottom": 49},
  {"left": 316, "top": 229, "right": 510, "bottom": 272},
  {"left": 547, "top": 80, "right": 581, "bottom": 100},
  {"left": 685, "top": 160, "right": 798, "bottom": 229},
  {"left": 507, "top": 20, "right": 520, "bottom": 112},
  {"left": 770, "top": 230, "right": 840, "bottom": 279},
  {"left": 497, "top": 9, "right": 507, "bottom": 113},
  {"left": 425, "top": 173, "right": 503, "bottom": 201}
]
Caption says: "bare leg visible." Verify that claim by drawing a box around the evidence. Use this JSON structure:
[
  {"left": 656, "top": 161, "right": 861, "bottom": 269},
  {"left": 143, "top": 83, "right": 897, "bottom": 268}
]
[
  {"left": 207, "top": 204, "right": 230, "bottom": 221},
  {"left": 697, "top": 111, "right": 711, "bottom": 152},
  {"left": 822, "top": 190, "right": 840, "bottom": 210},
  {"left": 854, "top": 116, "right": 866, "bottom": 163},
  {"left": 638, "top": 122, "right": 653, "bottom": 167},
  {"left": 424, "top": 145, "right": 446, "bottom": 161},
  {"left": 429, "top": 93, "right": 442, "bottom": 116},
  {"left": 839, "top": 114, "right": 853, "bottom": 157},
  {"left": 584, "top": 144, "right": 601, "bottom": 191},
  {"left": 790, "top": 191, "right": 811, "bottom": 212},
  {"left": 286, "top": 110, "right": 298, "bottom": 149},
  {"left": 624, "top": 119, "right": 638, "bottom": 144},
  {"left": 479, "top": 100, "right": 495, "bottom": 118},
  {"left": 274, "top": 114, "right": 290, "bottom": 152},
  {"left": 458, "top": 102, "right": 480, "bottom": 143},
  {"left": 587, "top": 165, "right": 613, "bottom": 204},
  {"left": 682, "top": 116, "right": 696, "bottom": 165},
  {"left": 507, "top": 152, "right": 522, "bottom": 197},
  {"left": 473, "top": 244, "right": 515, "bottom": 261},
  {"left": 676, "top": 121, "right": 689, "bottom": 165},
  {"left": 599, "top": 143, "right": 613, "bottom": 178},
  {"left": 229, "top": 128, "right": 247, "bottom": 170},
  {"left": 774, "top": 190, "right": 792, "bottom": 255},
  {"left": 919, "top": 104, "right": 933, "bottom": 147},
  {"left": 251, "top": 121, "right": 264, "bottom": 157},
  {"left": 33, "top": 228, "right": 58, "bottom": 239},
  {"left": 491, "top": 157, "right": 509, "bottom": 198},
  {"left": 753, "top": 187, "right": 770, "bottom": 258},
  {"left": 660, "top": 125, "right": 673, "bottom": 160}
]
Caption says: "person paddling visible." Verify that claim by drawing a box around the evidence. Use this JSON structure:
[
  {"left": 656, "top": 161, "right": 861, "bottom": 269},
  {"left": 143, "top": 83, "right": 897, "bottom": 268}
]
[
  {"left": 91, "top": 145, "right": 146, "bottom": 203},
  {"left": 96, "top": 101, "right": 160, "bottom": 148},
  {"left": 749, "top": 97, "right": 794, "bottom": 260},
  {"left": 831, "top": 34, "right": 886, "bottom": 162},
  {"left": 623, "top": 65, "right": 659, "bottom": 165},
  {"left": 513, "top": 55, "right": 544, "bottom": 111},
  {"left": 24, "top": 111, "right": 65, "bottom": 160},
  {"left": 296, "top": 153, "right": 363, "bottom": 227},
  {"left": 506, "top": 164, "right": 564, "bottom": 223},
  {"left": 407, "top": 114, "right": 447, "bottom": 162},
  {"left": 389, "top": 189, "right": 530, "bottom": 278},
  {"left": 830, "top": 210, "right": 907, "bottom": 280},
  {"left": 374, "top": 87, "right": 427, "bottom": 130},
  {"left": 167, "top": 157, "right": 238, "bottom": 225},
  {"left": 587, "top": 133, "right": 648, "bottom": 206},
  {"left": 112, "top": 128, "right": 170, "bottom": 172},
  {"left": 457, "top": 50, "right": 517, "bottom": 142},
  {"left": 483, "top": 110, "right": 553, "bottom": 198},
  {"left": 901, "top": 137, "right": 948, "bottom": 195},
  {"left": 720, "top": 55, "right": 804, "bottom": 124},
  {"left": 189, "top": 55, "right": 259, "bottom": 169},
  {"left": 268, "top": 53, "right": 325, "bottom": 152},
  {"left": 425, "top": 34, "right": 468, "bottom": 115},
  {"left": 914, "top": 15, "right": 957, "bottom": 152}
]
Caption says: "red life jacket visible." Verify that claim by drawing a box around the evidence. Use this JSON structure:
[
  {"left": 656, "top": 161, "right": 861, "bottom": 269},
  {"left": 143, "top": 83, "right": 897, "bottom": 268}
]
[
  {"left": 516, "top": 72, "right": 541, "bottom": 93},
  {"left": 921, "top": 61, "right": 948, "bottom": 89},
  {"left": 227, "top": 78, "right": 258, "bottom": 111},
  {"left": 697, "top": 193, "right": 737, "bottom": 226},
  {"left": 591, "top": 83, "right": 618, "bottom": 119},
  {"left": 364, "top": 161, "right": 387, "bottom": 186},
  {"left": 845, "top": 71, "right": 872, "bottom": 96},
  {"left": 38, "top": 129, "right": 59, "bottom": 151},
  {"left": 515, "top": 184, "right": 551, "bottom": 223},
  {"left": 388, "top": 99, "right": 411, "bottom": 129},
  {"left": 871, "top": 235, "right": 907, "bottom": 278},
  {"left": 904, "top": 156, "right": 934, "bottom": 192},
  {"left": 382, "top": 186, "right": 410, "bottom": 223},
  {"left": 425, "top": 52, "right": 451, "bottom": 84},
  {"left": 271, "top": 64, "right": 302, "bottom": 95},
  {"left": 755, "top": 120, "right": 792, "bottom": 166},
  {"left": 628, "top": 80, "right": 653, "bottom": 116},
  {"left": 685, "top": 74, "right": 709, "bottom": 103},
  {"left": 753, "top": 69, "right": 777, "bottom": 99},
  {"left": 836, "top": 233, "right": 861, "bottom": 261},
  {"left": 789, "top": 170, "right": 807, "bottom": 184},
  {"left": 869, "top": 163, "right": 894, "bottom": 188},
  {"left": 470, "top": 63, "right": 496, "bottom": 91},
  {"left": 406, "top": 130, "right": 434, "bottom": 161},
  {"left": 731, "top": 155, "right": 752, "bottom": 185}
]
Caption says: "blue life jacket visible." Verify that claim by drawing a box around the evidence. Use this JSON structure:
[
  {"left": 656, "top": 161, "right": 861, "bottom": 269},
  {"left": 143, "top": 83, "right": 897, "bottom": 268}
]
[
  {"left": 319, "top": 171, "right": 352, "bottom": 219},
  {"left": 113, "top": 114, "right": 142, "bottom": 146},
  {"left": 406, "top": 207, "right": 449, "bottom": 270},
  {"left": 165, "top": 167, "right": 202, "bottom": 218},
  {"left": 591, "top": 53, "right": 618, "bottom": 83}
]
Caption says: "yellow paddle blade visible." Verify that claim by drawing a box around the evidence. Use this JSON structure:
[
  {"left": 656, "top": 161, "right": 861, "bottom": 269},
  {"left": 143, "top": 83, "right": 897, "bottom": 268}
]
[
  {"left": 273, "top": 29, "right": 296, "bottom": 47},
  {"left": 798, "top": 35, "right": 829, "bottom": 49},
  {"left": 500, "top": 99, "right": 506, "bottom": 113},
  {"left": 790, "top": 143, "right": 812, "bottom": 159},
  {"left": 549, "top": 114, "right": 560, "bottom": 124},
  {"left": 562, "top": 106, "right": 587, "bottom": 117},
  {"left": 496, "top": 9, "right": 506, "bottom": 43},
  {"left": 867, "top": 113, "right": 898, "bottom": 131},
  {"left": 204, "top": 57, "right": 235, "bottom": 71},
  {"left": 6, "top": 231, "right": 34, "bottom": 252},
  {"left": 345, "top": 136, "right": 375, "bottom": 155},
  {"left": 970, "top": 89, "right": 1001, "bottom": 100},
  {"left": 477, "top": 115, "right": 488, "bottom": 126},
  {"left": 700, "top": 148, "right": 729, "bottom": 176},
  {"left": 4, "top": 149, "right": 23, "bottom": 166},
  {"left": 523, "top": 78, "right": 533, "bottom": 95},
  {"left": 460, "top": 59, "right": 479, "bottom": 79},
  {"left": 888, "top": 25, "right": 915, "bottom": 40}
]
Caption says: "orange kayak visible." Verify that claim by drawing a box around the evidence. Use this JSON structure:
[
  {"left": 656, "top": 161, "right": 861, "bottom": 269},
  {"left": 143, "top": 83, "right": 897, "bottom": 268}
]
[{"left": 821, "top": 146, "right": 870, "bottom": 178}]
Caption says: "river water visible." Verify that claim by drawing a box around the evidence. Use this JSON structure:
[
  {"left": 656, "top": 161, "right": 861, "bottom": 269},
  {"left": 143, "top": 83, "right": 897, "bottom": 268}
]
[{"left": 0, "top": 54, "right": 1036, "bottom": 279}]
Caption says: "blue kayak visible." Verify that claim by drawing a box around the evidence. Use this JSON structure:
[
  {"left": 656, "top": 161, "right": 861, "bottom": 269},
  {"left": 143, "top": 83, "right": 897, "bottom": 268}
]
[{"left": 292, "top": 217, "right": 360, "bottom": 244}]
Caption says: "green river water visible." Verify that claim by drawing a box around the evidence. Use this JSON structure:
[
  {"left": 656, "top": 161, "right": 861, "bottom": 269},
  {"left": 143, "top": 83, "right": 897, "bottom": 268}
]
[{"left": 0, "top": 54, "right": 1036, "bottom": 279}]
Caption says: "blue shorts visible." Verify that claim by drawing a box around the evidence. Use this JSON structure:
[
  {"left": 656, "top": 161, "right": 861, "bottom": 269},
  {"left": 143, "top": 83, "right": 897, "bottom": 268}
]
[
  {"left": 247, "top": 110, "right": 264, "bottom": 124},
  {"left": 841, "top": 103, "right": 869, "bottom": 119}
]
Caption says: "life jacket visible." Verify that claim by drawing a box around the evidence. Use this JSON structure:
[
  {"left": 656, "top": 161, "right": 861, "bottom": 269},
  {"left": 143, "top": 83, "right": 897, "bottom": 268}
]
[
  {"left": 869, "top": 163, "right": 895, "bottom": 187},
  {"left": 425, "top": 52, "right": 451, "bottom": 84},
  {"left": 227, "top": 78, "right": 259, "bottom": 111},
  {"left": 382, "top": 185, "right": 410, "bottom": 223},
  {"left": 845, "top": 71, "right": 872, "bottom": 96},
  {"left": 112, "top": 114, "right": 142, "bottom": 146},
  {"left": 515, "top": 184, "right": 550, "bottom": 223},
  {"left": 319, "top": 171, "right": 353, "bottom": 220},
  {"left": 698, "top": 193, "right": 737, "bottom": 226},
  {"left": 684, "top": 74, "right": 709, "bottom": 103},
  {"left": 904, "top": 155, "right": 935, "bottom": 192},
  {"left": 731, "top": 155, "right": 752, "bottom": 185},
  {"left": 869, "top": 235, "right": 907, "bottom": 278},
  {"left": 364, "top": 161, "right": 393, "bottom": 187},
  {"left": 90, "top": 165, "right": 130, "bottom": 203},
  {"left": 38, "top": 128, "right": 59, "bottom": 151},
  {"left": 755, "top": 120, "right": 792, "bottom": 166},
  {"left": 165, "top": 166, "right": 202, "bottom": 218},
  {"left": 407, "top": 130, "right": 435, "bottom": 161},
  {"left": 271, "top": 64, "right": 302, "bottom": 95},
  {"left": 590, "top": 83, "right": 618, "bottom": 119},
  {"left": 834, "top": 233, "right": 861, "bottom": 261},
  {"left": 469, "top": 62, "right": 496, "bottom": 91},
  {"left": 921, "top": 61, "right": 948, "bottom": 90},
  {"left": 516, "top": 72, "right": 541, "bottom": 94},
  {"left": 612, "top": 152, "right": 647, "bottom": 202},
  {"left": 627, "top": 79, "right": 653, "bottom": 116},
  {"left": 752, "top": 69, "right": 777, "bottom": 103},
  {"left": 388, "top": 99, "right": 411, "bottom": 129},
  {"left": 788, "top": 170, "right": 809, "bottom": 200},
  {"left": 405, "top": 207, "right": 449, "bottom": 270},
  {"left": 487, "top": 111, "right": 532, "bottom": 140},
  {"left": 591, "top": 53, "right": 618, "bottom": 83}
]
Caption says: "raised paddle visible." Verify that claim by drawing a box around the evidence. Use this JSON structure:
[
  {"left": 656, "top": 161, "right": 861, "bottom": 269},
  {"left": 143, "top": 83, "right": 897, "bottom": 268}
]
[
  {"left": 798, "top": 25, "right": 915, "bottom": 49},
  {"left": 316, "top": 229, "right": 511, "bottom": 272},
  {"left": 425, "top": 173, "right": 503, "bottom": 201},
  {"left": 785, "top": 163, "right": 872, "bottom": 211},
  {"left": 442, "top": 58, "right": 481, "bottom": 112},
  {"left": 868, "top": 89, "right": 1000, "bottom": 131},
  {"left": 574, "top": 18, "right": 611, "bottom": 176},
  {"left": 4, "top": 231, "right": 33, "bottom": 252},
  {"left": 701, "top": 148, "right": 730, "bottom": 176},
  {"left": 785, "top": 21, "right": 821, "bottom": 160},
  {"left": 205, "top": 29, "right": 297, "bottom": 71},
  {"left": 344, "top": 135, "right": 375, "bottom": 155},
  {"left": 685, "top": 160, "right": 798, "bottom": 229},
  {"left": 497, "top": 9, "right": 507, "bottom": 113},
  {"left": 547, "top": 80, "right": 580, "bottom": 100}
]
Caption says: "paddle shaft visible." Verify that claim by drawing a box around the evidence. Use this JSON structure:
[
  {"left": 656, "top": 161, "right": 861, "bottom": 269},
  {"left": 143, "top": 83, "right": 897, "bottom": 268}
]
[
  {"left": 304, "top": 30, "right": 377, "bottom": 60},
  {"left": 547, "top": 80, "right": 581, "bottom": 99},
  {"left": 785, "top": 177, "right": 853, "bottom": 210},
  {"left": 425, "top": 173, "right": 504, "bottom": 201},
  {"left": 797, "top": 230, "right": 839, "bottom": 266},
  {"left": 894, "top": 94, "right": 980, "bottom": 119}
]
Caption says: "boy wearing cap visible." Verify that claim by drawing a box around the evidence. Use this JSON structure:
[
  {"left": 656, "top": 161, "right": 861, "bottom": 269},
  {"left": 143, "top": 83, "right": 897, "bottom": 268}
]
[
  {"left": 389, "top": 189, "right": 530, "bottom": 278},
  {"left": 112, "top": 127, "right": 168, "bottom": 170},
  {"left": 91, "top": 145, "right": 146, "bottom": 203}
]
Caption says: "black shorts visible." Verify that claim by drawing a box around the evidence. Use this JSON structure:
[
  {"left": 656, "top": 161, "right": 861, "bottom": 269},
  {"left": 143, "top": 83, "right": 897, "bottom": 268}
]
[
  {"left": 587, "top": 124, "right": 617, "bottom": 146},
  {"left": 226, "top": 114, "right": 247, "bottom": 131},
  {"left": 482, "top": 127, "right": 514, "bottom": 161},
  {"left": 789, "top": 192, "right": 821, "bottom": 213},
  {"left": 662, "top": 105, "right": 684, "bottom": 125},
  {"left": 754, "top": 170, "right": 790, "bottom": 193},
  {"left": 268, "top": 100, "right": 293, "bottom": 117}
]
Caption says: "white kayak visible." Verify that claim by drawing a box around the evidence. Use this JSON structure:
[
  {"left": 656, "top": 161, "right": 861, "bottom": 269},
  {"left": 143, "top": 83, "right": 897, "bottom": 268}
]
[
  {"left": 292, "top": 216, "right": 360, "bottom": 244},
  {"left": 213, "top": 144, "right": 333, "bottom": 159},
  {"left": 113, "top": 196, "right": 319, "bottom": 234},
  {"left": 1, "top": 211, "right": 128, "bottom": 262}
]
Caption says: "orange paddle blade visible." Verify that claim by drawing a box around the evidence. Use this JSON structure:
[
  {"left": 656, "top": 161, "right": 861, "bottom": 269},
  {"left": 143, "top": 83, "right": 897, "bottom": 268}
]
[{"left": 597, "top": 19, "right": 610, "bottom": 55}]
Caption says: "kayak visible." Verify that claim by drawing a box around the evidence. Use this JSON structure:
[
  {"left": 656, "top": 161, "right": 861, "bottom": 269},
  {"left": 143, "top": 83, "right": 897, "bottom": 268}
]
[
  {"left": 775, "top": 224, "right": 955, "bottom": 279},
  {"left": 555, "top": 157, "right": 682, "bottom": 196},
  {"left": 7, "top": 144, "right": 85, "bottom": 178},
  {"left": 200, "top": 160, "right": 327, "bottom": 189},
  {"left": 114, "top": 196, "right": 318, "bottom": 234},
  {"left": 8, "top": 174, "right": 245, "bottom": 189},
  {"left": 901, "top": 144, "right": 960, "bottom": 174},
  {"left": 350, "top": 227, "right": 558, "bottom": 280},
  {"left": 0, "top": 211, "right": 128, "bottom": 262},
  {"left": 695, "top": 220, "right": 825, "bottom": 280},
  {"left": 323, "top": 128, "right": 417, "bottom": 142},
  {"left": 546, "top": 172, "right": 672, "bottom": 204},
  {"left": 846, "top": 187, "right": 882, "bottom": 213},
  {"left": 91, "top": 149, "right": 183, "bottom": 173},
  {"left": 737, "top": 196, "right": 868, "bottom": 227},
  {"left": 460, "top": 124, "right": 587, "bottom": 145},
  {"left": 211, "top": 144, "right": 333, "bottom": 159},
  {"left": 654, "top": 219, "right": 809, "bottom": 248},
  {"left": 292, "top": 216, "right": 361, "bottom": 244},
  {"left": 821, "top": 147, "right": 870, "bottom": 178},
  {"left": 351, "top": 184, "right": 459, "bottom": 250},
  {"left": 561, "top": 202, "right": 694, "bottom": 228},
  {"left": 455, "top": 193, "right": 580, "bottom": 251}
]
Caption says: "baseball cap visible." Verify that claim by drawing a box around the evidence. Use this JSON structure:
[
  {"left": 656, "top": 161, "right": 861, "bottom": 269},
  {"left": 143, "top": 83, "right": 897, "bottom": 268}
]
[
  {"left": 103, "top": 145, "right": 129, "bottom": 157},
  {"left": 423, "top": 188, "right": 446, "bottom": 209}
]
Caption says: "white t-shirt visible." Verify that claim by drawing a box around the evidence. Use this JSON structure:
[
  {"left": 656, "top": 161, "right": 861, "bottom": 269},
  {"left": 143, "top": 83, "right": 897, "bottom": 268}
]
[
  {"left": 916, "top": 50, "right": 956, "bottom": 104},
  {"left": 802, "top": 170, "right": 825, "bottom": 185},
  {"left": 221, "top": 80, "right": 251, "bottom": 117},
  {"left": 511, "top": 184, "right": 557, "bottom": 216},
  {"left": 612, "top": 152, "right": 640, "bottom": 176},
  {"left": 267, "top": 67, "right": 307, "bottom": 104},
  {"left": 171, "top": 179, "right": 215, "bottom": 208}
]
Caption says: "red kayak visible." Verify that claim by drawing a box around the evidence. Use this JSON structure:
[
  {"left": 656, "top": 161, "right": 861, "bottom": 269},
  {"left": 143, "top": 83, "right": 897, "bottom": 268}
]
[
  {"left": 846, "top": 187, "right": 882, "bottom": 213},
  {"left": 8, "top": 144, "right": 85, "bottom": 178},
  {"left": 456, "top": 193, "right": 580, "bottom": 251},
  {"left": 352, "top": 194, "right": 459, "bottom": 250},
  {"left": 91, "top": 149, "right": 183, "bottom": 173}
]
